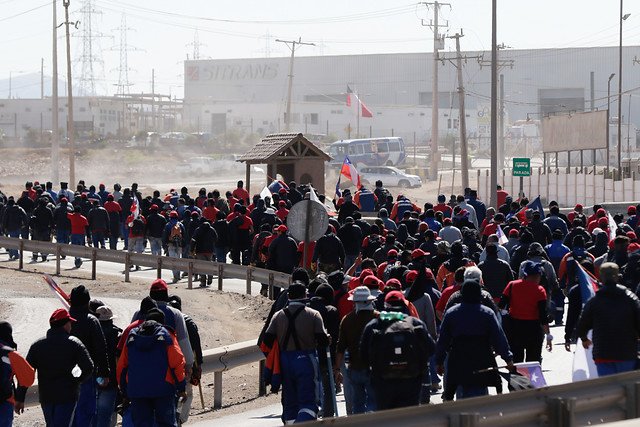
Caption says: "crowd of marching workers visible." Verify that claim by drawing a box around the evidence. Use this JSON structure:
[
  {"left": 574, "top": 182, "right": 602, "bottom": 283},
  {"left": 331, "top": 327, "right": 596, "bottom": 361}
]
[{"left": 1, "top": 177, "right": 640, "bottom": 425}]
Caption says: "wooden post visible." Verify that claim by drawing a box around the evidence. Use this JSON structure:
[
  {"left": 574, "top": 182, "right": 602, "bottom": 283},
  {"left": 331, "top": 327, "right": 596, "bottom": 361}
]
[
  {"left": 91, "top": 249, "right": 97, "bottom": 280},
  {"left": 268, "top": 273, "right": 274, "bottom": 300},
  {"left": 157, "top": 257, "right": 162, "bottom": 279},
  {"left": 55, "top": 244, "right": 61, "bottom": 275},
  {"left": 246, "top": 267, "right": 252, "bottom": 295},
  {"left": 213, "top": 371, "right": 223, "bottom": 409},
  {"left": 18, "top": 241, "right": 24, "bottom": 270},
  {"left": 217, "top": 264, "right": 224, "bottom": 291},
  {"left": 593, "top": 164, "right": 597, "bottom": 205},
  {"left": 245, "top": 162, "right": 251, "bottom": 197},
  {"left": 187, "top": 262, "right": 194, "bottom": 290},
  {"left": 633, "top": 171, "right": 637, "bottom": 200},
  {"left": 124, "top": 253, "right": 131, "bottom": 282}
]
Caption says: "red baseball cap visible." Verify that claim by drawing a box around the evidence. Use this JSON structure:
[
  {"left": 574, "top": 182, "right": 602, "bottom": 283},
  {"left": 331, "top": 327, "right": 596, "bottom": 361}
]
[
  {"left": 277, "top": 225, "right": 288, "bottom": 233},
  {"left": 150, "top": 279, "right": 168, "bottom": 292},
  {"left": 443, "top": 218, "right": 452, "bottom": 225},
  {"left": 384, "top": 290, "right": 405, "bottom": 303},
  {"left": 575, "top": 204, "right": 583, "bottom": 210},
  {"left": 509, "top": 229, "right": 519, "bottom": 237},
  {"left": 49, "top": 308, "right": 76, "bottom": 325},
  {"left": 363, "top": 275, "right": 383, "bottom": 291},
  {"left": 411, "top": 248, "right": 428, "bottom": 260},
  {"left": 385, "top": 278, "right": 402, "bottom": 290},
  {"left": 359, "top": 269, "right": 374, "bottom": 281},
  {"left": 150, "top": 204, "right": 159, "bottom": 211},
  {"left": 628, "top": 206, "right": 637, "bottom": 215},
  {"left": 387, "top": 249, "right": 398, "bottom": 258},
  {"left": 278, "top": 188, "right": 287, "bottom": 194},
  {"left": 169, "top": 211, "right": 179, "bottom": 218},
  {"left": 405, "top": 270, "right": 418, "bottom": 283}
]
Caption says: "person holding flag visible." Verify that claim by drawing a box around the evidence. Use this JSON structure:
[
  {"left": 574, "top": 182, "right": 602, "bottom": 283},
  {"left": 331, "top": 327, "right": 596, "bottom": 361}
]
[
  {"left": 564, "top": 261, "right": 599, "bottom": 351},
  {"left": 576, "top": 262, "right": 640, "bottom": 376}
]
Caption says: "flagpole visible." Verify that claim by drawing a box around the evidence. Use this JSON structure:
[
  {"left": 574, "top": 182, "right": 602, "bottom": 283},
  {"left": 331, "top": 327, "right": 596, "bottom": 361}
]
[{"left": 356, "top": 91, "right": 360, "bottom": 137}]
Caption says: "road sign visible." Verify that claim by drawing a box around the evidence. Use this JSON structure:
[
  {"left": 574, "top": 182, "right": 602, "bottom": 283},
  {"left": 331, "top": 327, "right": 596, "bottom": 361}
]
[
  {"left": 286, "top": 200, "right": 329, "bottom": 242},
  {"left": 513, "top": 158, "right": 531, "bottom": 176}
]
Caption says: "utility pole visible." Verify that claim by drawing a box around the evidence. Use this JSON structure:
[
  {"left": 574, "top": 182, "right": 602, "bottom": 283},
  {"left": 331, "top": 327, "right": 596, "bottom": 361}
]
[
  {"left": 490, "top": 0, "right": 498, "bottom": 209},
  {"left": 41, "top": 58, "right": 44, "bottom": 99},
  {"left": 276, "top": 37, "right": 315, "bottom": 132},
  {"left": 499, "top": 73, "right": 505, "bottom": 161},
  {"left": 52, "top": 0, "right": 59, "bottom": 185},
  {"left": 617, "top": 0, "right": 630, "bottom": 175},
  {"left": 63, "top": 0, "right": 76, "bottom": 186},
  {"left": 441, "top": 31, "right": 482, "bottom": 191},
  {"left": 151, "top": 68, "right": 156, "bottom": 130},
  {"left": 421, "top": 1, "right": 450, "bottom": 181}
]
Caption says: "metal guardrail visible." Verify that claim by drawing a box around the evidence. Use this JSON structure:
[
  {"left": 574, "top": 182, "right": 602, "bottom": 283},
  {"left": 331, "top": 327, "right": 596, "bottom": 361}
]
[
  {"left": 0, "top": 236, "right": 291, "bottom": 292},
  {"left": 24, "top": 340, "right": 265, "bottom": 410},
  {"left": 309, "top": 370, "right": 640, "bottom": 427}
]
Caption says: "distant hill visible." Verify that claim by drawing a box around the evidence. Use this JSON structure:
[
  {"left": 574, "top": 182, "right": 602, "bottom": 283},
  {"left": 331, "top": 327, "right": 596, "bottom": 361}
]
[{"left": 0, "top": 73, "right": 84, "bottom": 99}]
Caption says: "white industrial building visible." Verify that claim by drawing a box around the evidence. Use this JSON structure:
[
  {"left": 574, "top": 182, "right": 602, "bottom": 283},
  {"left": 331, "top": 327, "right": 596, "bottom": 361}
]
[{"left": 182, "top": 45, "right": 640, "bottom": 150}]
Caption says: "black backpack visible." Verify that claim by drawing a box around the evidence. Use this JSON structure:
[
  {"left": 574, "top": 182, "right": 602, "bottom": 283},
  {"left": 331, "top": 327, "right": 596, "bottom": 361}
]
[
  {"left": 369, "top": 316, "right": 425, "bottom": 380},
  {"left": 0, "top": 345, "right": 14, "bottom": 401}
]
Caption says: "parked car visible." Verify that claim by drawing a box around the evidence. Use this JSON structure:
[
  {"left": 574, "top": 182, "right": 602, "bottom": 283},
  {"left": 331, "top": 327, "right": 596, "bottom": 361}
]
[
  {"left": 175, "top": 157, "right": 218, "bottom": 177},
  {"left": 359, "top": 166, "right": 422, "bottom": 188}
]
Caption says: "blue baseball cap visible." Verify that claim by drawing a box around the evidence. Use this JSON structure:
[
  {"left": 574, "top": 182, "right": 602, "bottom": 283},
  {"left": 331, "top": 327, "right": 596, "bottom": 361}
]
[{"left": 523, "top": 262, "right": 544, "bottom": 277}]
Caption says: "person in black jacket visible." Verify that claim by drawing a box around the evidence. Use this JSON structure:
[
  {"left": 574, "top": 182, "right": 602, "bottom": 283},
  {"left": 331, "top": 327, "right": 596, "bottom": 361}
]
[
  {"left": 337, "top": 217, "right": 363, "bottom": 269},
  {"left": 30, "top": 198, "right": 54, "bottom": 261},
  {"left": 577, "top": 262, "right": 640, "bottom": 376},
  {"left": 336, "top": 191, "right": 359, "bottom": 224},
  {"left": 168, "top": 295, "right": 203, "bottom": 424},
  {"left": 308, "top": 283, "right": 340, "bottom": 417},
  {"left": 191, "top": 219, "right": 218, "bottom": 287},
  {"left": 88, "top": 200, "right": 110, "bottom": 249},
  {"left": 146, "top": 204, "right": 167, "bottom": 256},
  {"left": 2, "top": 198, "right": 27, "bottom": 260},
  {"left": 527, "top": 211, "right": 552, "bottom": 247},
  {"left": 15, "top": 309, "right": 94, "bottom": 427},
  {"left": 212, "top": 211, "right": 230, "bottom": 263},
  {"left": 312, "top": 226, "right": 345, "bottom": 274},
  {"left": 54, "top": 197, "right": 72, "bottom": 248},
  {"left": 268, "top": 225, "right": 299, "bottom": 274},
  {"left": 118, "top": 188, "right": 133, "bottom": 250},
  {"left": 478, "top": 243, "right": 514, "bottom": 301},
  {"left": 93, "top": 304, "right": 122, "bottom": 427},
  {"left": 68, "top": 285, "right": 110, "bottom": 427},
  {"left": 16, "top": 191, "right": 34, "bottom": 239}
]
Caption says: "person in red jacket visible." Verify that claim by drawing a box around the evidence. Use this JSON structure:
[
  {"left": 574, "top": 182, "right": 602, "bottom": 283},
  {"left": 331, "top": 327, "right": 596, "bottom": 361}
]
[
  {"left": 67, "top": 205, "right": 89, "bottom": 268},
  {"left": 275, "top": 201, "right": 289, "bottom": 222},
  {"left": 232, "top": 180, "right": 250, "bottom": 206}
]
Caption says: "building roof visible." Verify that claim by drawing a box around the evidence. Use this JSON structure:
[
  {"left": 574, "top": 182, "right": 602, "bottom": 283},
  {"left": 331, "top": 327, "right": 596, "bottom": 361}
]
[{"left": 237, "top": 132, "right": 331, "bottom": 163}]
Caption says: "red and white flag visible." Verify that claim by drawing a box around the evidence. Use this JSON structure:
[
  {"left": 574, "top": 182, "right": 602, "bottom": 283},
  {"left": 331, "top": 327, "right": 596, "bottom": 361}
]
[
  {"left": 340, "top": 156, "right": 361, "bottom": 188},
  {"left": 43, "top": 275, "right": 70, "bottom": 309}
]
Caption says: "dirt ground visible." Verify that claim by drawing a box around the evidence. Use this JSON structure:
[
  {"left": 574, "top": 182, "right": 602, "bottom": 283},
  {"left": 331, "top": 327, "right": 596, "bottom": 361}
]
[{"left": 0, "top": 264, "right": 280, "bottom": 426}]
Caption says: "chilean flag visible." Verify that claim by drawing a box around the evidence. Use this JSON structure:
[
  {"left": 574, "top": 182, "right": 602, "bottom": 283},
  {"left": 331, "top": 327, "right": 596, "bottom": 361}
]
[
  {"left": 515, "top": 362, "right": 547, "bottom": 388},
  {"left": 43, "top": 274, "right": 70, "bottom": 309},
  {"left": 340, "top": 156, "right": 361, "bottom": 188},
  {"left": 361, "top": 102, "right": 373, "bottom": 118},
  {"left": 130, "top": 195, "right": 140, "bottom": 219},
  {"left": 511, "top": 196, "right": 545, "bottom": 222},
  {"left": 576, "top": 261, "right": 598, "bottom": 305},
  {"left": 346, "top": 85, "right": 353, "bottom": 107}
]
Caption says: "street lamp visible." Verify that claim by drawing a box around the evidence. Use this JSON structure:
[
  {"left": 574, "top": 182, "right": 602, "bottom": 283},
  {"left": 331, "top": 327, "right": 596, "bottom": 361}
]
[
  {"left": 607, "top": 72, "right": 615, "bottom": 170},
  {"left": 617, "top": 1, "right": 630, "bottom": 175}
]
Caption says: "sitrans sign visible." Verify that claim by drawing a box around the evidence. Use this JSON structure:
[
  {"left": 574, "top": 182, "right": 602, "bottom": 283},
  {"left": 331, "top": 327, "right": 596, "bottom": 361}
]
[
  {"left": 541, "top": 110, "right": 608, "bottom": 153},
  {"left": 186, "top": 63, "right": 280, "bottom": 82}
]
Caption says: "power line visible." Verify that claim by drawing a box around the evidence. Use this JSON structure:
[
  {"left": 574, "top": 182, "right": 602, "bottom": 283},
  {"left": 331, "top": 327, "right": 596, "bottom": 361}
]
[
  {"left": 0, "top": 1, "right": 50, "bottom": 23},
  {"left": 75, "top": 0, "right": 110, "bottom": 96}
]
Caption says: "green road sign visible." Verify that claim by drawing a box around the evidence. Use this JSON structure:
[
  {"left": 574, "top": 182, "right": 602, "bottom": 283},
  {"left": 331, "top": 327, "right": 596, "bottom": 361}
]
[{"left": 513, "top": 158, "right": 531, "bottom": 176}]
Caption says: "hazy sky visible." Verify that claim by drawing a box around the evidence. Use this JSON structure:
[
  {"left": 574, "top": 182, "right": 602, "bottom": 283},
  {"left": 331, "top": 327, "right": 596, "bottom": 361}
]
[{"left": 1, "top": 0, "right": 639, "bottom": 98}]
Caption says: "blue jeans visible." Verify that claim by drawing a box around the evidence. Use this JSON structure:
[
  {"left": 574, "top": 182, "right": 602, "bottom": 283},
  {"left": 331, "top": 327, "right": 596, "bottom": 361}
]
[
  {"left": 0, "top": 401, "right": 13, "bottom": 426},
  {"left": 42, "top": 401, "right": 77, "bottom": 427},
  {"left": 280, "top": 350, "right": 319, "bottom": 424},
  {"left": 130, "top": 395, "right": 177, "bottom": 427},
  {"left": 121, "top": 223, "right": 129, "bottom": 249},
  {"left": 149, "top": 237, "right": 163, "bottom": 256},
  {"left": 72, "top": 378, "right": 97, "bottom": 427},
  {"left": 340, "top": 361, "right": 353, "bottom": 415},
  {"left": 456, "top": 385, "right": 489, "bottom": 399},
  {"left": 7, "top": 229, "right": 20, "bottom": 258},
  {"left": 596, "top": 360, "right": 637, "bottom": 377},
  {"left": 71, "top": 233, "right": 85, "bottom": 267},
  {"left": 56, "top": 229, "right": 70, "bottom": 245},
  {"left": 215, "top": 246, "right": 228, "bottom": 263},
  {"left": 167, "top": 245, "right": 182, "bottom": 281},
  {"left": 91, "top": 231, "right": 106, "bottom": 249},
  {"left": 346, "top": 368, "right": 376, "bottom": 414},
  {"left": 108, "top": 234, "right": 118, "bottom": 250},
  {"left": 94, "top": 387, "right": 118, "bottom": 427}
]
